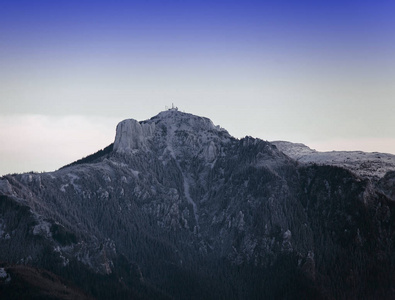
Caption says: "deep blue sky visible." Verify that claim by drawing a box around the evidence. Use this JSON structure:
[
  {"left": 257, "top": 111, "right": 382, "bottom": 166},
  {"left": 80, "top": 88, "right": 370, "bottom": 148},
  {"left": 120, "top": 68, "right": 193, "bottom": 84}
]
[{"left": 1, "top": 0, "right": 395, "bottom": 174}]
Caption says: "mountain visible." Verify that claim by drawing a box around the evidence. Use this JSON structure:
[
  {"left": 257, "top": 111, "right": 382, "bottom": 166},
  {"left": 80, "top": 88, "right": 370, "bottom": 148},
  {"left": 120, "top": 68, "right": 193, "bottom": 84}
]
[{"left": 1, "top": 109, "right": 395, "bottom": 299}]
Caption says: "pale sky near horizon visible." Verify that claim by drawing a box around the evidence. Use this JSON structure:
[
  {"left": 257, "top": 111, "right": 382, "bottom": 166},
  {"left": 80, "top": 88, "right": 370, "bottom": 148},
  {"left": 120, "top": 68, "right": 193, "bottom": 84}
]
[{"left": 1, "top": 0, "right": 395, "bottom": 175}]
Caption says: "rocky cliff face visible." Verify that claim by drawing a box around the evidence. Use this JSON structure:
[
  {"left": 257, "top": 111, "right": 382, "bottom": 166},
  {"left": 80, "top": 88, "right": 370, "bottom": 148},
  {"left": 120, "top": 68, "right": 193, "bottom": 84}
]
[{"left": 1, "top": 110, "right": 395, "bottom": 299}]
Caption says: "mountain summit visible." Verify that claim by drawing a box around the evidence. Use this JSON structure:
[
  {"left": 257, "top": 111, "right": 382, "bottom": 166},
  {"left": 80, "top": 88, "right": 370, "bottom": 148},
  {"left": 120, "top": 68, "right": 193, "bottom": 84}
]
[
  {"left": 114, "top": 110, "right": 230, "bottom": 161},
  {"left": 1, "top": 110, "right": 395, "bottom": 299}
]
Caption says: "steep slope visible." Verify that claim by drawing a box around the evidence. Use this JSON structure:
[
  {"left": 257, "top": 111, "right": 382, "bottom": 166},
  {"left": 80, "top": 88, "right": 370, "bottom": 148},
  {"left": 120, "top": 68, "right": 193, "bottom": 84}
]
[
  {"left": 0, "top": 110, "right": 394, "bottom": 299},
  {"left": 0, "top": 263, "right": 93, "bottom": 300}
]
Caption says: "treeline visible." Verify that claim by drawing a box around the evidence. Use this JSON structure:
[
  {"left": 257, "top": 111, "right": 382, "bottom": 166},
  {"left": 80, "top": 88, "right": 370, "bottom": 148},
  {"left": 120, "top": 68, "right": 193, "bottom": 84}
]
[{"left": 60, "top": 144, "right": 114, "bottom": 170}]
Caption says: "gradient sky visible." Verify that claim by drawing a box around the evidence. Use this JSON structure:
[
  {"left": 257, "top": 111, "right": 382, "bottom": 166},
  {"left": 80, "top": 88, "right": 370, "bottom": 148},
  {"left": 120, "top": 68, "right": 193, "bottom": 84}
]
[{"left": 1, "top": 0, "right": 395, "bottom": 175}]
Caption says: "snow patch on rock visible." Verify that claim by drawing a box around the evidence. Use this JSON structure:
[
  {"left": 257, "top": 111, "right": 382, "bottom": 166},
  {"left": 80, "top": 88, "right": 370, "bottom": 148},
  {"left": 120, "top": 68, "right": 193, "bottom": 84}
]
[
  {"left": 0, "top": 268, "right": 7, "bottom": 278},
  {"left": 0, "top": 267, "right": 11, "bottom": 283},
  {"left": 272, "top": 141, "right": 395, "bottom": 178},
  {"left": 33, "top": 220, "right": 52, "bottom": 238},
  {"left": 0, "top": 178, "right": 14, "bottom": 195}
]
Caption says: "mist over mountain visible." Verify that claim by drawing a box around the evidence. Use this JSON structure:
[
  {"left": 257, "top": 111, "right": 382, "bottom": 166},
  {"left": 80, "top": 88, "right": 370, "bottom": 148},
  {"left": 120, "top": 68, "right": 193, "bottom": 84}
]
[{"left": 1, "top": 110, "right": 395, "bottom": 299}]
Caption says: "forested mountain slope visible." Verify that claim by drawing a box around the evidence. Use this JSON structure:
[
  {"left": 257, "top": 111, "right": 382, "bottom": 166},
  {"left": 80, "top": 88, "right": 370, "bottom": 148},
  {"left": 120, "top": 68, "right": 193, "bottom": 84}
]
[{"left": 1, "top": 110, "right": 394, "bottom": 299}]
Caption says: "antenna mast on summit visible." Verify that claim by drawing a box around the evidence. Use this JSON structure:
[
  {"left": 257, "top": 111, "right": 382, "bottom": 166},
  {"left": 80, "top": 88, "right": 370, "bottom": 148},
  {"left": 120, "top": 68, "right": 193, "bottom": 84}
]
[{"left": 169, "top": 103, "right": 178, "bottom": 111}]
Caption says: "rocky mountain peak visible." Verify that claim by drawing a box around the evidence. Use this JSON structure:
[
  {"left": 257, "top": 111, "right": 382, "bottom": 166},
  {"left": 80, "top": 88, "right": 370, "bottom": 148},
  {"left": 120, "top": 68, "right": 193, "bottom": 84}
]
[{"left": 113, "top": 110, "right": 231, "bottom": 162}]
